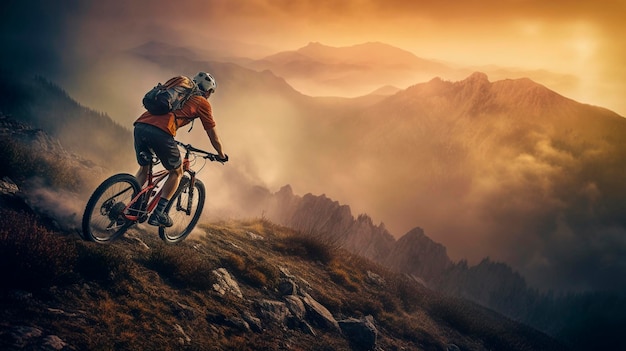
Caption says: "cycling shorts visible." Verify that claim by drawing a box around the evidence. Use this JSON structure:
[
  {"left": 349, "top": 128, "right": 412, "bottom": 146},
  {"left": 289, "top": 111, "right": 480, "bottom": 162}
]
[{"left": 133, "top": 123, "right": 181, "bottom": 170}]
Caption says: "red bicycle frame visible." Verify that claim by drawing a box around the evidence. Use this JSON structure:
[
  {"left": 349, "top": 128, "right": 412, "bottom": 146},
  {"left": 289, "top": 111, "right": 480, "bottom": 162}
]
[{"left": 122, "top": 148, "right": 197, "bottom": 222}]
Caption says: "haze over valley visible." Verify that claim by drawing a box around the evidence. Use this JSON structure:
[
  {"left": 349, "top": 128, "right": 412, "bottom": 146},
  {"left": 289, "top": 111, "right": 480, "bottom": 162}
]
[
  {"left": 4, "top": 2, "right": 626, "bottom": 348},
  {"left": 4, "top": 0, "right": 626, "bottom": 295}
]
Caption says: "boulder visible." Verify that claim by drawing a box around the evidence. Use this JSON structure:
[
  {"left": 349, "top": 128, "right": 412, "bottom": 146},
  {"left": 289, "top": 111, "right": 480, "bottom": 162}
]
[
  {"left": 301, "top": 293, "right": 340, "bottom": 332},
  {"left": 212, "top": 268, "right": 243, "bottom": 298},
  {"left": 339, "top": 315, "right": 378, "bottom": 350},
  {"left": 257, "top": 299, "right": 290, "bottom": 324}
]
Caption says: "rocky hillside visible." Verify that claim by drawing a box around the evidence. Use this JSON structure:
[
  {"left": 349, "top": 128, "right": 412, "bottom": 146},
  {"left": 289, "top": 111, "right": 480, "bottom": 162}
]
[
  {"left": 0, "top": 200, "right": 566, "bottom": 351},
  {"left": 0, "top": 113, "right": 565, "bottom": 350},
  {"left": 255, "top": 182, "right": 626, "bottom": 350},
  {"left": 0, "top": 73, "right": 133, "bottom": 170}
]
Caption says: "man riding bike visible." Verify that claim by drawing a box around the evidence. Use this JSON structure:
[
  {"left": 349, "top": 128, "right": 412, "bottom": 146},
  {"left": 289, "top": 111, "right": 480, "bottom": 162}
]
[{"left": 133, "top": 72, "right": 228, "bottom": 227}]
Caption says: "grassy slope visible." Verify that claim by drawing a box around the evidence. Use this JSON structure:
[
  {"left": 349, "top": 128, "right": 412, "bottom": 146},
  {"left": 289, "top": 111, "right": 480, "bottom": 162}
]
[{"left": 0, "top": 201, "right": 566, "bottom": 351}]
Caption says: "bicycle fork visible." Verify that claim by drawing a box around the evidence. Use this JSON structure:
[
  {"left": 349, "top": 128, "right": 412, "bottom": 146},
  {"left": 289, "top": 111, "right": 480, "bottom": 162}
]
[{"left": 176, "top": 173, "right": 196, "bottom": 215}]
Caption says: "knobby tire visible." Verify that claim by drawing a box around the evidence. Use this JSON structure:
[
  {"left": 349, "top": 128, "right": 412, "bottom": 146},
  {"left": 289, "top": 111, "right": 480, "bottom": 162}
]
[
  {"left": 159, "top": 177, "right": 206, "bottom": 243},
  {"left": 82, "top": 173, "right": 141, "bottom": 243}
]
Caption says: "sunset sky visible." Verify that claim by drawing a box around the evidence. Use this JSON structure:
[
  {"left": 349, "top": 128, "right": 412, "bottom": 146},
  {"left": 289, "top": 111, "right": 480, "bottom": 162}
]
[
  {"left": 3, "top": 0, "right": 626, "bottom": 116},
  {"left": 3, "top": 0, "right": 626, "bottom": 291},
  {"left": 14, "top": 0, "right": 617, "bottom": 118}
]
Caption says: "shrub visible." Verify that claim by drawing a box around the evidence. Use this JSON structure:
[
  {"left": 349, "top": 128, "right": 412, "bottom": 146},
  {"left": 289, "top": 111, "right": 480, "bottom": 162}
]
[
  {"left": 221, "top": 253, "right": 279, "bottom": 289},
  {"left": 143, "top": 245, "right": 214, "bottom": 290},
  {"left": 75, "top": 242, "right": 134, "bottom": 289},
  {"left": 0, "top": 208, "right": 78, "bottom": 289},
  {"left": 0, "top": 138, "right": 82, "bottom": 191},
  {"left": 275, "top": 233, "right": 335, "bottom": 265},
  {"left": 328, "top": 263, "right": 360, "bottom": 292}
]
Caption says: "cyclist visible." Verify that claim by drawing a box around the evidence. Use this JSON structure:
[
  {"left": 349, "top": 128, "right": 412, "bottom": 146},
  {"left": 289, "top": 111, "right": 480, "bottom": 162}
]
[{"left": 133, "top": 72, "right": 228, "bottom": 227}]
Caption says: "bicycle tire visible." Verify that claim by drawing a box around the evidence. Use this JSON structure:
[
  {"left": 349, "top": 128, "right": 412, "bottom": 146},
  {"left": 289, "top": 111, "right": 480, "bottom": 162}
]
[
  {"left": 159, "top": 177, "right": 206, "bottom": 244},
  {"left": 82, "top": 173, "right": 141, "bottom": 243}
]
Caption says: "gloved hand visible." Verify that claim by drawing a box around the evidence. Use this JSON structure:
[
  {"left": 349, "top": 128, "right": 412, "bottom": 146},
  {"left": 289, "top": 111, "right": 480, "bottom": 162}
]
[{"left": 217, "top": 154, "right": 229, "bottom": 163}]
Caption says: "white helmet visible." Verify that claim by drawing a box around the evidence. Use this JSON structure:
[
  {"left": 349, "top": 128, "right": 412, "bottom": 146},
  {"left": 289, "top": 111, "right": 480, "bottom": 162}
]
[{"left": 193, "top": 71, "right": 217, "bottom": 93}]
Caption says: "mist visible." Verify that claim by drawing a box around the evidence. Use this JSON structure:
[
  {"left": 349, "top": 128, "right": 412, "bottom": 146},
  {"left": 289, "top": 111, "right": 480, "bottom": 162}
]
[{"left": 4, "top": 0, "right": 626, "bottom": 294}]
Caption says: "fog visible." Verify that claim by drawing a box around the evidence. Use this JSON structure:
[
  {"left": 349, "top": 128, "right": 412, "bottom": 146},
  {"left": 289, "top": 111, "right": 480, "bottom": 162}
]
[{"left": 4, "top": 0, "right": 626, "bottom": 293}]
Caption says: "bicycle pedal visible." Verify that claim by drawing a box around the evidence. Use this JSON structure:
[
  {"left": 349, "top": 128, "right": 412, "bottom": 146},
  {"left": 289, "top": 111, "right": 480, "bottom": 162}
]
[{"left": 138, "top": 214, "right": 149, "bottom": 223}]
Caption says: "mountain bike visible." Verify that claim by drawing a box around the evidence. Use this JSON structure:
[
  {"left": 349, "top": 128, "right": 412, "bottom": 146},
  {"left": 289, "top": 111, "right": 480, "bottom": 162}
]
[{"left": 81, "top": 141, "right": 224, "bottom": 244}]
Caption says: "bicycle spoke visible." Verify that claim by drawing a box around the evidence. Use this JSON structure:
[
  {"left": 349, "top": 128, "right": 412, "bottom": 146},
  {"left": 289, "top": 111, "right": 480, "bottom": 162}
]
[
  {"left": 159, "top": 178, "right": 206, "bottom": 243},
  {"left": 82, "top": 174, "right": 140, "bottom": 243}
]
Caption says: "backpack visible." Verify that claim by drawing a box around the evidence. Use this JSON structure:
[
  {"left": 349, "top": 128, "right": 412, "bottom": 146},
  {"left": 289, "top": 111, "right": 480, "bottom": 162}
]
[{"left": 142, "top": 77, "right": 200, "bottom": 115}]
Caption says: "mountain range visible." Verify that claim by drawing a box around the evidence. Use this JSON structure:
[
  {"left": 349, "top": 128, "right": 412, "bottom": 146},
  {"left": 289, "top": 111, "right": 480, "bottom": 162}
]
[
  {"left": 3, "top": 40, "right": 626, "bottom": 349},
  {"left": 239, "top": 41, "right": 578, "bottom": 98},
  {"left": 0, "top": 88, "right": 569, "bottom": 351}
]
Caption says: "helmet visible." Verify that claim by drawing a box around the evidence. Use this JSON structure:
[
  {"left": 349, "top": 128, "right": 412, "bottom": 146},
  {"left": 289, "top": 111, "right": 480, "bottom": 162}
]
[{"left": 193, "top": 72, "right": 217, "bottom": 93}]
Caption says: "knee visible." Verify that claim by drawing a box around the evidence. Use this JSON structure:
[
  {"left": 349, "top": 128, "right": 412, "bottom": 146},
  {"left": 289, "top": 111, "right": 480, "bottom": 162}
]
[{"left": 169, "top": 166, "right": 183, "bottom": 178}]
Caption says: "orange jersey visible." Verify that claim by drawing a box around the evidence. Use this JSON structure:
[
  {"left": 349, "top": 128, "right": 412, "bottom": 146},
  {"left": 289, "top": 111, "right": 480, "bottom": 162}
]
[{"left": 134, "top": 94, "right": 216, "bottom": 137}]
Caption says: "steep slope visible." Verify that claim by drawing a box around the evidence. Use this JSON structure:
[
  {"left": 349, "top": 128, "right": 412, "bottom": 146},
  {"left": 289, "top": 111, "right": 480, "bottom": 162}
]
[
  {"left": 0, "top": 73, "right": 133, "bottom": 173},
  {"left": 0, "top": 203, "right": 569, "bottom": 351}
]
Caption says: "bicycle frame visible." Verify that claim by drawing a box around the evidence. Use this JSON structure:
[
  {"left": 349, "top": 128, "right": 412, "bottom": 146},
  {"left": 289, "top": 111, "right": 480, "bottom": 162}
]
[{"left": 121, "top": 147, "right": 198, "bottom": 222}]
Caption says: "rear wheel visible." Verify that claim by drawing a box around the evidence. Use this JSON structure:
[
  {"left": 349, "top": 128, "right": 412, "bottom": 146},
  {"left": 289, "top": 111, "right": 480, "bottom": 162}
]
[
  {"left": 159, "top": 177, "right": 206, "bottom": 243},
  {"left": 82, "top": 173, "right": 141, "bottom": 243}
]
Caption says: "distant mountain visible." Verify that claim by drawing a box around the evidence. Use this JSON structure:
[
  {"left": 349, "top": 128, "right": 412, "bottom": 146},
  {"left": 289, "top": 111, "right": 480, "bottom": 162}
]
[
  {"left": 4, "top": 51, "right": 625, "bottom": 349},
  {"left": 267, "top": 185, "right": 396, "bottom": 261},
  {"left": 0, "top": 74, "right": 133, "bottom": 174},
  {"left": 384, "top": 227, "right": 452, "bottom": 282},
  {"left": 245, "top": 42, "right": 459, "bottom": 96},
  {"left": 258, "top": 180, "right": 626, "bottom": 351},
  {"left": 367, "top": 85, "right": 402, "bottom": 96},
  {"left": 122, "top": 46, "right": 626, "bottom": 294},
  {"left": 242, "top": 42, "right": 577, "bottom": 100}
]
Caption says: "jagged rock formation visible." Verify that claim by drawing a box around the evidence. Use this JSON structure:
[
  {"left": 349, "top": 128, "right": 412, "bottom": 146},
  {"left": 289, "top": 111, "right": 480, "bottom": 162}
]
[
  {"left": 264, "top": 185, "right": 454, "bottom": 287},
  {"left": 383, "top": 227, "right": 452, "bottom": 282},
  {"left": 268, "top": 185, "right": 396, "bottom": 262}
]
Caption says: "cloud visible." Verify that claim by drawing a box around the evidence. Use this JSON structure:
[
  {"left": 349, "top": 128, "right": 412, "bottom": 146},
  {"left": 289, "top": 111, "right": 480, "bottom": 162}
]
[{"left": 4, "top": 0, "right": 626, "bottom": 293}]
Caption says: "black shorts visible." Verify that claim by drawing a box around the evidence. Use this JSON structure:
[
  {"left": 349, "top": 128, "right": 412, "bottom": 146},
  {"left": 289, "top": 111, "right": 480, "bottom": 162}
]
[{"left": 133, "top": 123, "right": 181, "bottom": 170}]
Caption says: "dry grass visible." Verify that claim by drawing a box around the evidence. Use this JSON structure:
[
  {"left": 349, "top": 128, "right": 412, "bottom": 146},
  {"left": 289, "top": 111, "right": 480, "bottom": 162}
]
[
  {"left": 0, "top": 209, "right": 567, "bottom": 351},
  {"left": 0, "top": 138, "right": 83, "bottom": 191},
  {"left": 0, "top": 207, "right": 78, "bottom": 289}
]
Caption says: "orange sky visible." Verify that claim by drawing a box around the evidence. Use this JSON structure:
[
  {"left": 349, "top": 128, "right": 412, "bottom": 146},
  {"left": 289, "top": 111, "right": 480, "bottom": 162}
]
[
  {"left": 67, "top": 0, "right": 626, "bottom": 117},
  {"left": 4, "top": 0, "right": 626, "bottom": 290}
]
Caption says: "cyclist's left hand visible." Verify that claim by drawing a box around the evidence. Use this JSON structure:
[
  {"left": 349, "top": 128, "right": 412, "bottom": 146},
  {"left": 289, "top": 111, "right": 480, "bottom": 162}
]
[{"left": 217, "top": 154, "right": 229, "bottom": 163}]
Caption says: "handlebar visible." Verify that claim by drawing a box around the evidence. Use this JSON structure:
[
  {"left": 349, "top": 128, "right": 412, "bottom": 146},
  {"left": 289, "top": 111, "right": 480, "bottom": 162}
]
[{"left": 175, "top": 140, "right": 228, "bottom": 163}]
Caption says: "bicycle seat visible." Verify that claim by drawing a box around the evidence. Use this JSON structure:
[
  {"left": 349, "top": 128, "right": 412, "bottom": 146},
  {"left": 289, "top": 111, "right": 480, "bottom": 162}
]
[{"left": 139, "top": 151, "right": 160, "bottom": 165}]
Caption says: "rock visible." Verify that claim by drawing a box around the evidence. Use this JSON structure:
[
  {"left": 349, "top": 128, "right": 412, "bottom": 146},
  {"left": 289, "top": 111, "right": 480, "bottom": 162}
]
[
  {"left": 278, "top": 278, "right": 298, "bottom": 296},
  {"left": 301, "top": 293, "right": 340, "bottom": 332},
  {"left": 366, "top": 271, "right": 385, "bottom": 286},
  {"left": 42, "top": 335, "right": 67, "bottom": 350},
  {"left": 212, "top": 268, "right": 243, "bottom": 298},
  {"left": 5, "top": 326, "right": 43, "bottom": 347},
  {"left": 225, "top": 317, "right": 250, "bottom": 332},
  {"left": 0, "top": 326, "right": 70, "bottom": 350},
  {"left": 246, "top": 231, "right": 264, "bottom": 240},
  {"left": 174, "top": 324, "right": 191, "bottom": 344},
  {"left": 279, "top": 266, "right": 296, "bottom": 279},
  {"left": 339, "top": 315, "right": 378, "bottom": 350},
  {"left": 284, "top": 295, "right": 306, "bottom": 320},
  {"left": 299, "top": 321, "right": 317, "bottom": 336},
  {"left": 242, "top": 311, "right": 263, "bottom": 333},
  {"left": 257, "top": 299, "right": 290, "bottom": 324},
  {"left": 0, "top": 177, "right": 19, "bottom": 196},
  {"left": 171, "top": 302, "right": 197, "bottom": 320}
]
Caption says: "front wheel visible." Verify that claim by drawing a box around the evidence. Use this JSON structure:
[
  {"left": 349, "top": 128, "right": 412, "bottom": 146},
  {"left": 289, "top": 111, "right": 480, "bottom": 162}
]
[
  {"left": 82, "top": 173, "right": 141, "bottom": 243},
  {"left": 159, "top": 177, "right": 206, "bottom": 243}
]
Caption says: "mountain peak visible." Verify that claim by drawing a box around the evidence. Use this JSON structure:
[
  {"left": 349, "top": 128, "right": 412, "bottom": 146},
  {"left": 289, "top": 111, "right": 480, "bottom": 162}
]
[{"left": 464, "top": 71, "right": 490, "bottom": 84}]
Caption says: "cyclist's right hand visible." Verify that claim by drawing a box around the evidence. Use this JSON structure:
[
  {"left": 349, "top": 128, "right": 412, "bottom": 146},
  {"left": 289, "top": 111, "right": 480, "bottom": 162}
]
[{"left": 217, "top": 154, "right": 229, "bottom": 163}]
